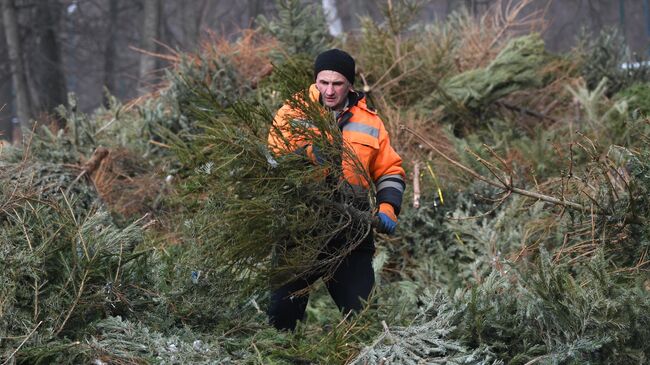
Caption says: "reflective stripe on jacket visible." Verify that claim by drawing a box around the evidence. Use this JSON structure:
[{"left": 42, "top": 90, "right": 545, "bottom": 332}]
[{"left": 268, "top": 84, "right": 406, "bottom": 215}]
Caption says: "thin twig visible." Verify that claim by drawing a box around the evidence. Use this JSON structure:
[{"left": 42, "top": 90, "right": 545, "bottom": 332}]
[
  {"left": 412, "top": 161, "right": 420, "bottom": 208},
  {"left": 32, "top": 277, "right": 40, "bottom": 322},
  {"left": 523, "top": 354, "right": 550, "bottom": 365},
  {"left": 20, "top": 122, "right": 37, "bottom": 162},
  {"left": 483, "top": 143, "right": 513, "bottom": 178},
  {"left": 55, "top": 269, "right": 89, "bottom": 336},
  {"left": 467, "top": 148, "right": 509, "bottom": 187},
  {"left": 128, "top": 45, "right": 179, "bottom": 63},
  {"left": 114, "top": 239, "right": 124, "bottom": 284},
  {"left": 2, "top": 321, "right": 43, "bottom": 365},
  {"left": 370, "top": 51, "right": 416, "bottom": 91},
  {"left": 251, "top": 341, "right": 263, "bottom": 365},
  {"left": 59, "top": 189, "right": 90, "bottom": 261},
  {"left": 14, "top": 208, "right": 33, "bottom": 251}
]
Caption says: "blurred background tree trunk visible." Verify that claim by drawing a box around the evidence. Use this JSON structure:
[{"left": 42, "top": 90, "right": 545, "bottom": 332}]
[
  {"left": 322, "top": 0, "right": 343, "bottom": 37},
  {"left": 29, "top": 0, "right": 67, "bottom": 129},
  {"left": 103, "top": 0, "right": 119, "bottom": 106},
  {"left": 139, "top": 0, "right": 160, "bottom": 94},
  {"left": 0, "top": 13, "right": 13, "bottom": 141},
  {"left": 1, "top": 0, "right": 30, "bottom": 143}
]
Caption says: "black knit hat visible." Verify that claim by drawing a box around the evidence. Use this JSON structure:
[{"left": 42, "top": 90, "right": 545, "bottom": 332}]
[{"left": 314, "top": 49, "right": 355, "bottom": 85}]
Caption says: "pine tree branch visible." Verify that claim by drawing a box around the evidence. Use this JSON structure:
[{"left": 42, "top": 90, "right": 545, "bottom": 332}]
[
  {"left": 1, "top": 321, "right": 43, "bottom": 365},
  {"left": 55, "top": 269, "right": 89, "bottom": 336}
]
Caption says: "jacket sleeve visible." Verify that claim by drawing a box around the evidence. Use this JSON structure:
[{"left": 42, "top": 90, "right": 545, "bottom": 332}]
[
  {"left": 268, "top": 105, "right": 296, "bottom": 154},
  {"left": 371, "top": 122, "right": 406, "bottom": 216},
  {"left": 268, "top": 104, "right": 320, "bottom": 163}
]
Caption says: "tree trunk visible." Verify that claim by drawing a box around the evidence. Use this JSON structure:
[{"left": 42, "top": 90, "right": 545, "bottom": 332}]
[
  {"left": 103, "top": 0, "right": 119, "bottom": 106},
  {"left": 138, "top": 0, "right": 160, "bottom": 94},
  {"left": 322, "top": 0, "right": 343, "bottom": 37},
  {"left": 2, "top": 0, "right": 31, "bottom": 142},
  {"left": 31, "top": 0, "right": 67, "bottom": 128},
  {"left": 0, "top": 81, "right": 12, "bottom": 142}
]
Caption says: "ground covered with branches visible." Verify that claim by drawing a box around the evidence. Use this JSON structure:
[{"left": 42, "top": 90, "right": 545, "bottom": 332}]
[{"left": 1, "top": 1, "right": 649, "bottom": 364}]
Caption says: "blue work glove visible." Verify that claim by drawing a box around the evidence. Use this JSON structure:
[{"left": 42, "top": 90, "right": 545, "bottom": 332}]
[
  {"left": 295, "top": 144, "right": 325, "bottom": 165},
  {"left": 310, "top": 144, "right": 325, "bottom": 165},
  {"left": 376, "top": 203, "right": 397, "bottom": 235}
]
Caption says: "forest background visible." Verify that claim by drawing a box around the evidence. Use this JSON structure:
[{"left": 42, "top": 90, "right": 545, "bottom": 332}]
[
  {"left": 2, "top": 0, "right": 650, "bottom": 140},
  {"left": 1, "top": 0, "right": 650, "bottom": 364}
]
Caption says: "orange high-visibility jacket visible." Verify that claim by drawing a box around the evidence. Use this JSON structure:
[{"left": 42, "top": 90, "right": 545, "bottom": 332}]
[{"left": 268, "top": 84, "right": 406, "bottom": 219}]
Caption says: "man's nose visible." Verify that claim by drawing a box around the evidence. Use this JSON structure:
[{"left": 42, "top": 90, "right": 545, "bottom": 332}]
[{"left": 326, "top": 84, "right": 335, "bottom": 95}]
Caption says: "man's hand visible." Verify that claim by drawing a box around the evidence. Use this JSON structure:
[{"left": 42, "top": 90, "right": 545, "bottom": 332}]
[{"left": 376, "top": 203, "right": 397, "bottom": 235}]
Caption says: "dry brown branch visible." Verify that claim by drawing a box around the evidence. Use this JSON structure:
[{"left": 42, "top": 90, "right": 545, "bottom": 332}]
[
  {"left": 401, "top": 125, "right": 590, "bottom": 212},
  {"left": 92, "top": 149, "right": 166, "bottom": 218},
  {"left": 65, "top": 147, "right": 110, "bottom": 195},
  {"left": 128, "top": 45, "right": 179, "bottom": 63},
  {"left": 455, "top": 0, "right": 546, "bottom": 71},
  {"left": 483, "top": 0, "right": 546, "bottom": 52},
  {"left": 124, "top": 29, "right": 279, "bottom": 111},
  {"left": 370, "top": 50, "right": 416, "bottom": 92},
  {"left": 209, "top": 29, "right": 278, "bottom": 81},
  {"left": 467, "top": 148, "right": 510, "bottom": 187}
]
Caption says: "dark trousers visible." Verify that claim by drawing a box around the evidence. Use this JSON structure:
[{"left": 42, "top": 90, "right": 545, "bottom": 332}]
[{"left": 267, "top": 235, "right": 375, "bottom": 331}]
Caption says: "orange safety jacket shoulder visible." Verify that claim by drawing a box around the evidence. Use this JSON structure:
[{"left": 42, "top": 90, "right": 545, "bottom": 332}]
[{"left": 268, "top": 84, "right": 406, "bottom": 217}]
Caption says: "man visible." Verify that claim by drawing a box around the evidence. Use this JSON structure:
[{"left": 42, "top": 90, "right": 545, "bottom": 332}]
[{"left": 267, "top": 48, "right": 406, "bottom": 331}]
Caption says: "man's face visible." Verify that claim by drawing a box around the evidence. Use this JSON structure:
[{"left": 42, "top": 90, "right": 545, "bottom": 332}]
[{"left": 315, "top": 70, "right": 351, "bottom": 111}]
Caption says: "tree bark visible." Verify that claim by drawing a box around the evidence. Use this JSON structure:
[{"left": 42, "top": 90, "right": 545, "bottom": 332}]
[
  {"left": 2, "top": 0, "right": 31, "bottom": 142},
  {"left": 138, "top": 0, "right": 160, "bottom": 94},
  {"left": 31, "top": 0, "right": 67, "bottom": 128},
  {"left": 0, "top": 58, "right": 13, "bottom": 141},
  {"left": 103, "top": 0, "right": 119, "bottom": 106}
]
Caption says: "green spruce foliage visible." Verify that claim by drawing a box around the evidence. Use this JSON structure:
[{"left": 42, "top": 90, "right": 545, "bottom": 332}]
[
  {"left": 578, "top": 27, "right": 650, "bottom": 96},
  {"left": 0, "top": 145, "right": 151, "bottom": 363},
  {"left": 354, "top": 251, "right": 650, "bottom": 364},
  {"left": 436, "top": 33, "right": 550, "bottom": 131},
  {"left": 257, "top": 0, "right": 332, "bottom": 58}
]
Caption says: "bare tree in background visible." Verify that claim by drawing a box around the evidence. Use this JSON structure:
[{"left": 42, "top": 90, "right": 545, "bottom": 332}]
[
  {"left": 0, "top": 0, "right": 645, "bottom": 123},
  {"left": 0, "top": 14, "right": 13, "bottom": 141},
  {"left": 2, "top": 0, "right": 30, "bottom": 143},
  {"left": 103, "top": 0, "right": 119, "bottom": 106},
  {"left": 28, "top": 0, "right": 67, "bottom": 128},
  {"left": 139, "top": 0, "right": 160, "bottom": 94}
]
